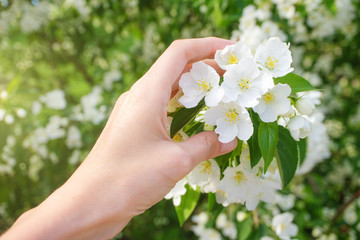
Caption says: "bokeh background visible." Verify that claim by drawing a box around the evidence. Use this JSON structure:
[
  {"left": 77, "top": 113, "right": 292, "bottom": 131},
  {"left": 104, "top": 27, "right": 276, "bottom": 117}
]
[{"left": 0, "top": 0, "right": 359, "bottom": 239}]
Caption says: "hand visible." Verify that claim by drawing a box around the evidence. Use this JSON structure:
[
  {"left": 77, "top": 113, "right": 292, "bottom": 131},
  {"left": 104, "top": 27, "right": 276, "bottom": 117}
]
[{"left": 1, "top": 37, "right": 237, "bottom": 240}]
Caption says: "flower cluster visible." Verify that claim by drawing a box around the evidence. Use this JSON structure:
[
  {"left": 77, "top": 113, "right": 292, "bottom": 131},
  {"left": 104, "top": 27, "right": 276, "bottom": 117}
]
[
  {"left": 164, "top": 38, "right": 319, "bottom": 215},
  {"left": 178, "top": 37, "right": 312, "bottom": 144}
]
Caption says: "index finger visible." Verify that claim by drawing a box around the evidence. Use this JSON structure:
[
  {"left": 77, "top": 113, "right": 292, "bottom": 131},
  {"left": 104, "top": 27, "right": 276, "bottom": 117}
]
[{"left": 144, "top": 37, "right": 234, "bottom": 88}]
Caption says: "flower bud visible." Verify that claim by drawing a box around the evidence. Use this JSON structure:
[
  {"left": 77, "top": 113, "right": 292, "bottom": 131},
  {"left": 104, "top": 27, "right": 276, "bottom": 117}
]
[
  {"left": 287, "top": 116, "right": 311, "bottom": 141},
  {"left": 295, "top": 98, "right": 315, "bottom": 115}
]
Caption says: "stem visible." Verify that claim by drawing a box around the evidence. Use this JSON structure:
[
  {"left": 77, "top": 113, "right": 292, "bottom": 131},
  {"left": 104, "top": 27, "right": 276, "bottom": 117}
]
[
  {"left": 332, "top": 189, "right": 360, "bottom": 223},
  {"left": 252, "top": 210, "right": 259, "bottom": 228}
]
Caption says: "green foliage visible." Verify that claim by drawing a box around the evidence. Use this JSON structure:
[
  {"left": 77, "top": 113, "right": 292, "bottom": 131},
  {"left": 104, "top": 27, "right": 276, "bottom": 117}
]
[
  {"left": 175, "top": 185, "right": 201, "bottom": 227},
  {"left": 258, "top": 121, "right": 279, "bottom": 173},
  {"left": 248, "top": 110, "right": 262, "bottom": 168},
  {"left": 274, "top": 73, "right": 316, "bottom": 94},
  {"left": 276, "top": 126, "right": 300, "bottom": 188},
  {"left": 170, "top": 100, "right": 205, "bottom": 138}
]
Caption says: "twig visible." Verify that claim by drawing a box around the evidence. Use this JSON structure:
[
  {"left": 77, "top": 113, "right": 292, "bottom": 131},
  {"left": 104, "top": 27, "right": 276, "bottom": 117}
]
[
  {"left": 332, "top": 189, "right": 360, "bottom": 223},
  {"left": 252, "top": 210, "right": 259, "bottom": 228}
]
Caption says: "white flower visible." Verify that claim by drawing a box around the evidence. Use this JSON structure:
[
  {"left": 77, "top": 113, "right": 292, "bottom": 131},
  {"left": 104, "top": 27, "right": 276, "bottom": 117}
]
[
  {"left": 276, "top": 194, "right": 295, "bottom": 211},
  {"left": 236, "top": 211, "right": 248, "bottom": 222},
  {"left": 179, "top": 62, "right": 224, "bottom": 108},
  {"left": 0, "top": 90, "right": 8, "bottom": 99},
  {"left": 66, "top": 125, "right": 82, "bottom": 149},
  {"left": 218, "top": 165, "right": 252, "bottom": 204},
  {"left": 164, "top": 178, "right": 187, "bottom": 206},
  {"left": 255, "top": 37, "right": 294, "bottom": 77},
  {"left": 260, "top": 237, "right": 275, "bottom": 240},
  {"left": 188, "top": 159, "right": 220, "bottom": 193},
  {"left": 253, "top": 84, "right": 291, "bottom": 122},
  {"left": 205, "top": 102, "right": 253, "bottom": 143},
  {"left": 40, "top": 89, "right": 67, "bottom": 110},
  {"left": 69, "top": 150, "right": 82, "bottom": 165},
  {"left": 295, "top": 97, "right": 315, "bottom": 115},
  {"left": 215, "top": 189, "right": 230, "bottom": 207},
  {"left": 199, "top": 228, "right": 222, "bottom": 240},
  {"left": 214, "top": 41, "right": 252, "bottom": 70},
  {"left": 167, "top": 90, "right": 183, "bottom": 113},
  {"left": 0, "top": 109, "right": 5, "bottom": 121},
  {"left": 103, "top": 70, "right": 122, "bottom": 91},
  {"left": 287, "top": 116, "right": 311, "bottom": 141},
  {"left": 16, "top": 108, "right": 27, "bottom": 118},
  {"left": 272, "top": 212, "right": 298, "bottom": 240},
  {"left": 222, "top": 58, "right": 274, "bottom": 107},
  {"left": 215, "top": 214, "right": 237, "bottom": 239},
  {"left": 4, "top": 114, "right": 14, "bottom": 125},
  {"left": 32, "top": 101, "right": 42, "bottom": 115}
]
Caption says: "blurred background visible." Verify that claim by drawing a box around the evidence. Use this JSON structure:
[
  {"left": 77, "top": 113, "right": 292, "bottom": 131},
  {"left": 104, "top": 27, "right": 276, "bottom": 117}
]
[{"left": 0, "top": 0, "right": 359, "bottom": 239}]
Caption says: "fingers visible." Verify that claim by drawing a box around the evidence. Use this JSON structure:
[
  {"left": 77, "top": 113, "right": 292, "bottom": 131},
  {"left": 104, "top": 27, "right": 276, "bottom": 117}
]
[
  {"left": 147, "top": 37, "right": 233, "bottom": 87},
  {"left": 178, "top": 131, "right": 238, "bottom": 169}
]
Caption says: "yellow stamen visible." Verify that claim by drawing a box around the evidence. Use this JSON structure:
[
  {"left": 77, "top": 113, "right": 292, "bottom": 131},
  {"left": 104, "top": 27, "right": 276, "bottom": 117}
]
[
  {"left": 263, "top": 92, "right": 274, "bottom": 104},
  {"left": 196, "top": 78, "right": 210, "bottom": 92},
  {"left": 234, "top": 171, "right": 247, "bottom": 184},
  {"left": 228, "top": 53, "right": 238, "bottom": 64},
  {"left": 238, "top": 77, "right": 252, "bottom": 92},
  {"left": 225, "top": 109, "right": 240, "bottom": 125},
  {"left": 200, "top": 161, "right": 212, "bottom": 174},
  {"left": 265, "top": 56, "right": 278, "bottom": 70}
]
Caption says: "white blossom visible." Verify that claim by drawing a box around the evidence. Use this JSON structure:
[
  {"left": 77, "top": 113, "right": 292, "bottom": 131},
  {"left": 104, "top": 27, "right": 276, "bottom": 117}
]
[
  {"left": 295, "top": 97, "right": 315, "bottom": 115},
  {"left": 271, "top": 212, "right": 298, "bottom": 240},
  {"left": 214, "top": 41, "right": 252, "bottom": 70},
  {"left": 179, "top": 61, "right": 223, "bottom": 108},
  {"left": 103, "top": 70, "right": 122, "bottom": 91},
  {"left": 188, "top": 159, "right": 220, "bottom": 193},
  {"left": 164, "top": 178, "right": 187, "bottom": 206},
  {"left": 253, "top": 84, "right": 291, "bottom": 122},
  {"left": 287, "top": 116, "right": 311, "bottom": 141},
  {"left": 40, "top": 89, "right": 67, "bottom": 110},
  {"left": 222, "top": 58, "right": 274, "bottom": 108},
  {"left": 255, "top": 37, "right": 294, "bottom": 77},
  {"left": 198, "top": 228, "right": 222, "bottom": 240},
  {"left": 205, "top": 102, "right": 253, "bottom": 143},
  {"left": 16, "top": 108, "right": 27, "bottom": 118},
  {"left": 66, "top": 125, "right": 82, "bottom": 149}
]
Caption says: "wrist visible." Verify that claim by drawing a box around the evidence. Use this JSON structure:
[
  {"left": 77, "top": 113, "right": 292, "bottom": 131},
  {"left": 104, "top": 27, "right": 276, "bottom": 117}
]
[{"left": 2, "top": 166, "right": 133, "bottom": 240}]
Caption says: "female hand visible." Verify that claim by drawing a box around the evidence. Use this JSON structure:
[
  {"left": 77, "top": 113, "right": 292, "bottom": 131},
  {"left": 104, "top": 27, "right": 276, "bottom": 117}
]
[{"left": 1, "top": 37, "right": 237, "bottom": 240}]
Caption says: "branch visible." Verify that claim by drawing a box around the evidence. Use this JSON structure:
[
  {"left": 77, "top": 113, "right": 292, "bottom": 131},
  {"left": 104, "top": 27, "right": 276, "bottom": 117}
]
[{"left": 332, "top": 189, "right": 360, "bottom": 223}]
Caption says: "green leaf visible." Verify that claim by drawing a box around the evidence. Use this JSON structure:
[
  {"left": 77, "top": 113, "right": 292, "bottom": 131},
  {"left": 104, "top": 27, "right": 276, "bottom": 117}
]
[
  {"left": 237, "top": 217, "right": 252, "bottom": 240},
  {"left": 175, "top": 185, "right": 201, "bottom": 227},
  {"left": 276, "top": 126, "right": 299, "bottom": 187},
  {"left": 248, "top": 110, "right": 261, "bottom": 168},
  {"left": 298, "top": 138, "right": 307, "bottom": 165},
  {"left": 7, "top": 78, "right": 20, "bottom": 95},
  {"left": 274, "top": 73, "right": 316, "bottom": 94},
  {"left": 170, "top": 100, "right": 205, "bottom": 138},
  {"left": 258, "top": 121, "right": 279, "bottom": 173}
]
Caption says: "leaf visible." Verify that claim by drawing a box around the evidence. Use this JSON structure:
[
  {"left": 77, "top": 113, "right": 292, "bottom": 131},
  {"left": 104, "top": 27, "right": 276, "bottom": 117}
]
[
  {"left": 248, "top": 110, "right": 262, "bottom": 168},
  {"left": 298, "top": 138, "right": 307, "bottom": 165},
  {"left": 175, "top": 185, "right": 201, "bottom": 227},
  {"left": 258, "top": 121, "right": 279, "bottom": 173},
  {"left": 274, "top": 73, "right": 316, "bottom": 94},
  {"left": 276, "top": 126, "right": 299, "bottom": 187},
  {"left": 237, "top": 217, "right": 252, "bottom": 240},
  {"left": 170, "top": 100, "right": 205, "bottom": 138},
  {"left": 7, "top": 78, "right": 20, "bottom": 95}
]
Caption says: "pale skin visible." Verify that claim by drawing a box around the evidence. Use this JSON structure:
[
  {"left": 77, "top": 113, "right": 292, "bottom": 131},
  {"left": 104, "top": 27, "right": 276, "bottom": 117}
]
[{"left": 1, "top": 37, "right": 238, "bottom": 240}]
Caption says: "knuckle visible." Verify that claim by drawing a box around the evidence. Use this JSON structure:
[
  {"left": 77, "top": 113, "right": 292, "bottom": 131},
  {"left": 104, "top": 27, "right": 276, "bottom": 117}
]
[{"left": 171, "top": 145, "right": 193, "bottom": 172}]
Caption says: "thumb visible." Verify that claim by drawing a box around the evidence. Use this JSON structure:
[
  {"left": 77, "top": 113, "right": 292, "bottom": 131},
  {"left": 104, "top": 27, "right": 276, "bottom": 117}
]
[{"left": 179, "top": 131, "right": 237, "bottom": 168}]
